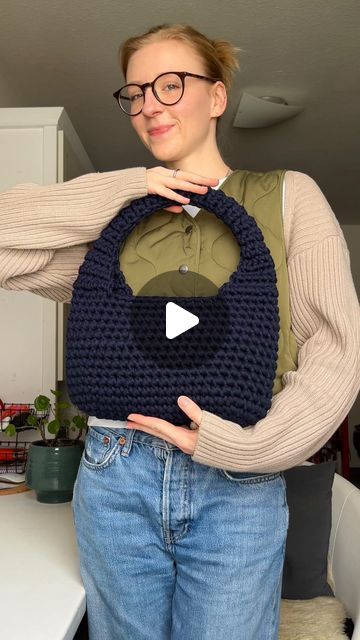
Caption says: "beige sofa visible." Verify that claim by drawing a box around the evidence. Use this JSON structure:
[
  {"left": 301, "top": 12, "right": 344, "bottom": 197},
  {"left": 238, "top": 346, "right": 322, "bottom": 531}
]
[
  {"left": 329, "top": 471, "right": 360, "bottom": 638},
  {"left": 279, "top": 470, "right": 360, "bottom": 640}
]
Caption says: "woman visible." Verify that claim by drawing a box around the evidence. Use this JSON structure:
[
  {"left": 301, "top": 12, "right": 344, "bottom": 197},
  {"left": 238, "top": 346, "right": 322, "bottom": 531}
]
[{"left": 1, "top": 23, "right": 359, "bottom": 640}]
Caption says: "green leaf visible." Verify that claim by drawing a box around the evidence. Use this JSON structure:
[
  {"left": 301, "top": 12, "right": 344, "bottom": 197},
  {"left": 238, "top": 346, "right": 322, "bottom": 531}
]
[
  {"left": 5, "top": 424, "right": 16, "bottom": 437},
  {"left": 56, "top": 402, "right": 71, "bottom": 410},
  {"left": 50, "top": 389, "right": 62, "bottom": 397},
  {"left": 26, "top": 415, "right": 38, "bottom": 426},
  {"left": 72, "top": 415, "right": 87, "bottom": 429},
  {"left": 34, "top": 395, "right": 50, "bottom": 411},
  {"left": 47, "top": 419, "right": 60, "bottom": 435}
]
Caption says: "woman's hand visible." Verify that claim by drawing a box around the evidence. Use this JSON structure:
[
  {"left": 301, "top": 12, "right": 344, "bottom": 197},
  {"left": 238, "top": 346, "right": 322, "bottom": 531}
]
[
  {"left": 146, "top": 167, "right": 219, "bottom": 213},
  {"left": 125, "top": 395, "right": 202, "bottom": 455}
]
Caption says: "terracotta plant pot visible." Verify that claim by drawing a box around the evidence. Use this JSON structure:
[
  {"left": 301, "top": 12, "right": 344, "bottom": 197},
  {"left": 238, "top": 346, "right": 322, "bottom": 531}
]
[{"left": 25, "top": 439, "right": 84, "bottom": 503}]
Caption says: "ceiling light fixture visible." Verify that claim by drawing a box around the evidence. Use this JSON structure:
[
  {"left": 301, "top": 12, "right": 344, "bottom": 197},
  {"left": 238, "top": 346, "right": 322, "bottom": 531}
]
[{"left": 233, "top": 92, "right": 304, "bottom": 128}]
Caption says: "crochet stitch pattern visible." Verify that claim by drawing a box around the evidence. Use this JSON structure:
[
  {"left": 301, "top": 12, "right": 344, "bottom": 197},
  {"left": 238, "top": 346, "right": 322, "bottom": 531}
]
[{"left": 66, "top": 188, "right": 279, "bottom": 427}]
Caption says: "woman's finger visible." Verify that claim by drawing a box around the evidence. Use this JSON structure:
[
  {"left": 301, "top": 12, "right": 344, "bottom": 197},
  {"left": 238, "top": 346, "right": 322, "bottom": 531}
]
[
  {"left": 147, "top": 167, "right": 219, "bottom": 188},
  {"left": 169, "top": 169, "right": 219, "bottom": 186},
  {"left": 152, "top": 166, "right": 218, "bottom": 185},
  {"left": 146, "top": 167, "right": 219, "bottom": 212},
  {"left": 164, "top": 205, "right": 184, "bottom": 213},
  {"left": 177, "top": 396, "right": 202, "bottom": 425},
  {"left": 168, "top": 179, "right": 210, "bottom": 193},
  {"left": 125, "top": 419, "right": 178, "bottom": 446},
  {"left": 157, "top": 187, "right": 191, "bottom": 204}
]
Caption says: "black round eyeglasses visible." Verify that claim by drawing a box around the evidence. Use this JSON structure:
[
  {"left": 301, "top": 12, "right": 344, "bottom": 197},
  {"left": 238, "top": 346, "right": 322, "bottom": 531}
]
[{"left": 113, "top": 71, "right": 222, "bottom": 116}]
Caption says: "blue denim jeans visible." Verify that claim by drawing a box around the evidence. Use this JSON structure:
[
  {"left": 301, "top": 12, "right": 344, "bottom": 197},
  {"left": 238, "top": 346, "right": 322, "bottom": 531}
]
[{"left": 72, "top": 425, "right": 289, "bottom": 640}]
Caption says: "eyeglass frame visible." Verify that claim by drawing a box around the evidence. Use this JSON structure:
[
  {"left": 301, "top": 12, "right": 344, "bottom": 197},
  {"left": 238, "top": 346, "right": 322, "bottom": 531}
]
[{"left": 113, "top": 71, "right": 223, "bottom": 116}]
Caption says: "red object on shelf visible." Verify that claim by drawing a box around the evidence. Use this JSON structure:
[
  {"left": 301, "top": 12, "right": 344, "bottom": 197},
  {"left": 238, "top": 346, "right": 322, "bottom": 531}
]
[
  {"left": 0, "top": 400, "right": 38, "bottom": 474},
  {"left": 0, "top": 448, "right": 17, "bottom": 461},
  {"left": 0, "top": 402, "right": 31, "bottom": 420},
  {"left": 0, "top": 447, "right": 27, "bottom": 462}
]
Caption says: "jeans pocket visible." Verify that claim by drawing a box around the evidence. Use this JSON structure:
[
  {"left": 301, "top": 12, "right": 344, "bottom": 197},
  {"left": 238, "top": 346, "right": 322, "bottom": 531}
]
[
  {"left": 82, "top": 426, "right": 120, "bottom": 470},
  {"left": 218, "top": 469, "right": 281, "bottom": 484}
]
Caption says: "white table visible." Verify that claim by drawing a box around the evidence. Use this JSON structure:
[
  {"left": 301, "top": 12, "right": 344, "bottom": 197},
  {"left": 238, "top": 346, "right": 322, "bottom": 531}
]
[{"left": 0, "top": 490, "right": 86, "bottom": 640}]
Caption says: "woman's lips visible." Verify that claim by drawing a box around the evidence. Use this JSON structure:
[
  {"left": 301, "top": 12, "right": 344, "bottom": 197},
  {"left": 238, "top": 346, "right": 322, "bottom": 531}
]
[{"left": 148, "top": 125, "right": 174, "bottom": 137}]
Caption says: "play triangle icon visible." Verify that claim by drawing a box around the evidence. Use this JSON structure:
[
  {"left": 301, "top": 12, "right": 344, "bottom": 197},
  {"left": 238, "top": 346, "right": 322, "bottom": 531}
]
[{"left": 166, "top": 302, "right": 199, "bottom": 340}]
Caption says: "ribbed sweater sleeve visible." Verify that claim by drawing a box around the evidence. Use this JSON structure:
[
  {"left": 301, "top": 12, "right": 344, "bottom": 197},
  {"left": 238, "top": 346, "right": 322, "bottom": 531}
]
[
  {"left": 1, "top": 167, "right": 358, "bottom": 471},
  {"left": 191, "top": 171, "right": 360, "bottom": 472},
  {"left": 0, "top": 167, "right": 148, "bottom": 302}
]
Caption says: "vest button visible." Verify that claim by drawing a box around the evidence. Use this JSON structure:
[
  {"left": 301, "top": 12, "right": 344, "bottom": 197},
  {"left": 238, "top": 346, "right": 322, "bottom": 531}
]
[
  {"left": 118, "top": 436, "right": 126, "bottom": 445},
  {"left": 185, "top": 225, "right": 193, "bottom": 234},
  {"left": 103, "top": 436, "right": 110, "bottom": 445},
  {"left": 179, "top": 264, "right": 189, "bottom": 274}
]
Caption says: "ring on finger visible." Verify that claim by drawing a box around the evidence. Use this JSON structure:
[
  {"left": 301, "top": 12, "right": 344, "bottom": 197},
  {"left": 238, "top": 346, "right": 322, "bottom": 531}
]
[{"left": 172, "top": 168, "right": 180, "bottom": 178}]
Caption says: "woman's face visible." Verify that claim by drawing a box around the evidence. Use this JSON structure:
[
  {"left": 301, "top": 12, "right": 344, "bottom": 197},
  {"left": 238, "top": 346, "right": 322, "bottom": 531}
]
[{"left": 125, "top": 39, "right": 225, "bottom": 164}]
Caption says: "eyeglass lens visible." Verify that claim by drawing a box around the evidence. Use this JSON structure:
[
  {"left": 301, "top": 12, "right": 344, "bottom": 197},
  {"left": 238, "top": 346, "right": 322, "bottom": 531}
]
[{"left": 119, "top": 73, "right": 183, "bottom": 115}]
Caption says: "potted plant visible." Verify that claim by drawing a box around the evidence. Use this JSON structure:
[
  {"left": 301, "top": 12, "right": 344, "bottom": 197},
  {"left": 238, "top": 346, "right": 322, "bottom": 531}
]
[{"left": 5, "top": 389, "right": 88, "bottom": 503}]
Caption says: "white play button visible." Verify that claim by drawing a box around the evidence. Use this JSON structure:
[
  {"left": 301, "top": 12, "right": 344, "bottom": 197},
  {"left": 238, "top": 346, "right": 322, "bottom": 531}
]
[{"left": 166, "top": 302, "right": 199, "bottom": 340}]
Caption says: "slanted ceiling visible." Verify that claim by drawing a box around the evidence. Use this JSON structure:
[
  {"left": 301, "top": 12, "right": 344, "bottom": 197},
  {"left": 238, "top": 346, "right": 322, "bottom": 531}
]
[{"left": 1, "top": 0, "right": 359, "bottom": 223}]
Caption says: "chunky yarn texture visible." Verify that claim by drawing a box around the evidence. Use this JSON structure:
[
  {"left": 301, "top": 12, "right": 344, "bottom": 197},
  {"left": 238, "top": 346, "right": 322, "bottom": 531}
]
[{"left": 66, "top": 189, "right": 279, "bottom": 427}]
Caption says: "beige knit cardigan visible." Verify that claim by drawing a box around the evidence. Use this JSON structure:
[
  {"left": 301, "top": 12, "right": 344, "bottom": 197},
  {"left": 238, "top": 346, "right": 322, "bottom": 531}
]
[{"left": 0, "top": 168, "right": 359, "bottom": 472}]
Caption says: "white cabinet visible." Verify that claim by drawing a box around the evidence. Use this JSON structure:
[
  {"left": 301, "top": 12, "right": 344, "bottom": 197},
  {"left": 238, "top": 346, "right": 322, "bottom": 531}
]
[{"left": 0, "top": 107, "right": 95, "bottom": 403}]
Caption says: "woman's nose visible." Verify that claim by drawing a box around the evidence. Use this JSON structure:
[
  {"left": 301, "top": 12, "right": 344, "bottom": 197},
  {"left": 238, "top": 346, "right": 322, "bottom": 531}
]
[{"left": 141, "top": 87, "right": 163, "bottom": 116}]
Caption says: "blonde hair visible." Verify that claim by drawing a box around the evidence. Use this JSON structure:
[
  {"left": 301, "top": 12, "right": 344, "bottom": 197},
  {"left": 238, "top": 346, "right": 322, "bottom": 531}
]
[{"left": 118, "top": 23, "right": 241, "bottom": 93}]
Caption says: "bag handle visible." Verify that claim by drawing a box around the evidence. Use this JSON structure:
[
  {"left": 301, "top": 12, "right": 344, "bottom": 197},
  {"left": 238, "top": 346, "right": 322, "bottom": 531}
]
[{"left": 79, "top": 188, "right": 276, "bottom": 297}]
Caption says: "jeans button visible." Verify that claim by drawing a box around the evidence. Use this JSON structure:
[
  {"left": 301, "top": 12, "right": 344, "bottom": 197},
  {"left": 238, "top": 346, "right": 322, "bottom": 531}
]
[
  {"left": 103, "top": 436, "right": 110, "bottom": 445},
  {"left": 119, "top": 436, "right": 126, "bottom": 445}
]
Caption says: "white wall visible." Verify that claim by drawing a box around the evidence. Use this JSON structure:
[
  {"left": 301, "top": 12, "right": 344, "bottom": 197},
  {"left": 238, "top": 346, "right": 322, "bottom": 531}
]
[{"left": 341, "top": 225, "right": 360, "bottom": 467}]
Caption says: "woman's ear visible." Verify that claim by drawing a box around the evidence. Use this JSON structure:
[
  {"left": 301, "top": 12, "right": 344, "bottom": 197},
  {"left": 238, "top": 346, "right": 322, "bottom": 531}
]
[{"left": 210, "top": 81, "right": 227, "bottom": 118}]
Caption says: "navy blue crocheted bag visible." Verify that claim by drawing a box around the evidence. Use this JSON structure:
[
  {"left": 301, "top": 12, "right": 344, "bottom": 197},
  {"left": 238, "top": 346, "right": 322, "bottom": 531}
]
[{"left": 66, "top": 188, "right": 279, "bottom": 427}]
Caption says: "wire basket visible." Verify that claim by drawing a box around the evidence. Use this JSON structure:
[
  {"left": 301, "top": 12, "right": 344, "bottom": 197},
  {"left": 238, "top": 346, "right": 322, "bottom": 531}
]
[
  {"left": 0, "top": 400, "right": 49, "bottom": 474},
  {"left": 0, "top": 440, "right": 31, "bottom": 474}
]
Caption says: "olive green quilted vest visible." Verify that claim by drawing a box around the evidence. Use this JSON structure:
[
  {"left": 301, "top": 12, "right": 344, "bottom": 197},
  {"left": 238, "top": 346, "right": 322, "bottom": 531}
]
[{"left": 119, "top": 169, "right": 298, "bottom": 394}]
